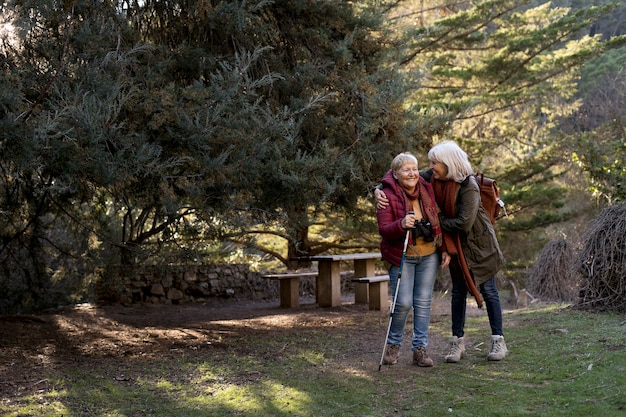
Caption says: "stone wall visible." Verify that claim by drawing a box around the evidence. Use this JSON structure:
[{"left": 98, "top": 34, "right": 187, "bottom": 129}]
[
  {"left": 96, "top": 264, "right": 270, "bottom": 305},
  {"left": 96, "top": 264, "right": 359, "bottom": 305}
]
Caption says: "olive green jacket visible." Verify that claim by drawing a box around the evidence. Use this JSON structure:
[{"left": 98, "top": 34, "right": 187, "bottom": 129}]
[{"left": 422, "top": 170, "right": 504, "bottom": 285}]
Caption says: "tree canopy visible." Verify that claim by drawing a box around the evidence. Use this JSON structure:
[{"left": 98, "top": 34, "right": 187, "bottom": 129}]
[{"left": 1, "top": 0, "right": 625, "bottom": 313}]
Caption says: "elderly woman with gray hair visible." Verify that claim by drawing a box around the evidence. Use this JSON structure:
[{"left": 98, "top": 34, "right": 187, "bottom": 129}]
[{"left": 377, "top": 152, "right": 450, "bottom": 367}]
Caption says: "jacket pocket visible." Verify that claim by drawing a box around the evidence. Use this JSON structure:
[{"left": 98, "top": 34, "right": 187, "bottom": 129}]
[
  {"left": 467, "top": 230, "right": 497, "bottom": 264},
  {"left": 466, "top": 213, "right": 498, "bottom": 264}
]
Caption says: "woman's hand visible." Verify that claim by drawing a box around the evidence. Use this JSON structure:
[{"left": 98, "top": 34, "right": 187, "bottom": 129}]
[
  {"left": 374, "top": 188, "right": 390, "bottom": 210},
  {"left": 401, "top": 212, "right": 416, "bottom": 229},
  {"left": 441, "top": 252, "right": 451, "bottom": 269}
]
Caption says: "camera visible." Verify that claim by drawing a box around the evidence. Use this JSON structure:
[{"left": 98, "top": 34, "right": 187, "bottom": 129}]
[
  {"left": 407, "top": 211, "right": 434, "bottom": 243},
  {"left": 415, "top": 219, "right": 434, "bottom": 242}
]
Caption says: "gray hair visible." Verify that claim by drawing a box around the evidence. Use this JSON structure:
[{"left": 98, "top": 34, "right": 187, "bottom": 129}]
[
  {"left": 391, "top": 152, "right": 418, "bottom": 172},
  {"left": 428, "top": 140, "right": 473, "bottom": 182}
]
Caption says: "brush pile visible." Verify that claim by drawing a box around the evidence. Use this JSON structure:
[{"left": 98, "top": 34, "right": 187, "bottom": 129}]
[
  {"left": 527, "top": 204, "right": 626, "bottom": 312},
  {"left": 575, "top": 204, "right": 626, "bottom": 312},
  {"left": 527, "top": 239, "right": 578, "bottom": 303}
]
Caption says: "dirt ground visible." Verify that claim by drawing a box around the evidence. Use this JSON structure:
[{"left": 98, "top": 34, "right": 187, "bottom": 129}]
[{"left": 0, "top": 292, "right": 485, "bottom": 405}]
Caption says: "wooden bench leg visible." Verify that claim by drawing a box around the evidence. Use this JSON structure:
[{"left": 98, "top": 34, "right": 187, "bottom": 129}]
[
  {"left": 279, "top": 277, "right": 299, "bottom": 308},
  {"left": 354, "top": 282, "right": 369, "bottom": 304},
  {"left": 369, "top": 280, "right": 389, "bottom": 311}
]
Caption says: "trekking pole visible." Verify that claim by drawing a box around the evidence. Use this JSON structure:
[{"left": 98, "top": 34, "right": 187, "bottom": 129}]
[{"left": 378, "top": 223, "right": 412, "bottom": 371}]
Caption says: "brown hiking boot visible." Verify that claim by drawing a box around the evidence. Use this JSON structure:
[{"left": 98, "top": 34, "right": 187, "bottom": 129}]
[
  {"left": 383, "top": 344, "right": 400, "bottom": 365},
  {"left": 487, "top": 335, "right": 508, "bottom": 361},
  {"left": 445, "top": 336, "right": 466, "bottom": 363},
  {"left": 413, "top": 346, "right": 434, "bottom": 367}
]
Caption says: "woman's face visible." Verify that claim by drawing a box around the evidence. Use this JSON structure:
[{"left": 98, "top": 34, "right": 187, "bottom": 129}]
[
  {"left": 394, "top": 161, "right": 419, "bottom": 190},
  {"left": 429, "top": 159, "right": 448, "bottom": 180}
]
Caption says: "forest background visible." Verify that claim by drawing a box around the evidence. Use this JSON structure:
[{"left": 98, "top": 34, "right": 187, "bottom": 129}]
[{"left": 1, "top": 0, "right": 626, "bottom": 314}]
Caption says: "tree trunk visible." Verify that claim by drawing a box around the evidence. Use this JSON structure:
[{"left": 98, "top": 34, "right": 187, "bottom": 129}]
[{"left": 286, "top": 205, "right": 312, "bottom": 270}]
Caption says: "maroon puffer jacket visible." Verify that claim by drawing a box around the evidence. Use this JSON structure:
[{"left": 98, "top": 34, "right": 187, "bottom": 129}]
[{"left": 377, "top": 169, "right": 436, "bottom": 266}]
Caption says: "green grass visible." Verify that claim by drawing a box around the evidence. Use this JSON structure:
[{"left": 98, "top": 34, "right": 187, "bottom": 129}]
[{"left": 1, "top": 303, "right": 624, "bottom": 417}]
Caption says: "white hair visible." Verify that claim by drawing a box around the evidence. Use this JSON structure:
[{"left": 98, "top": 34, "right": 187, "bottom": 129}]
[{"left": 428, "top": 141, "right": 473, "bottom": 183}]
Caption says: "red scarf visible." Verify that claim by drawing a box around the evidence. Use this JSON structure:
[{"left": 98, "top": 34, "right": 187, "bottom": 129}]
[
  {"left": 432, "top": 178, "right": 484, "bottom": 308},
  {"left": 404, "top": 178, "right": 442, "bottom": 246}
]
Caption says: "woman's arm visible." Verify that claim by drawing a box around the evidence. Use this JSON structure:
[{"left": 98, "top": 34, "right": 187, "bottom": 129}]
[
  {"left": 439, "top": 180, "right": 480, "bottom": 234},
  {"left": 374, "top": 186, "right": 389, "bottom": 210},
  {"left": 377, "top": 204, "right": 412, "bottom": 241}
]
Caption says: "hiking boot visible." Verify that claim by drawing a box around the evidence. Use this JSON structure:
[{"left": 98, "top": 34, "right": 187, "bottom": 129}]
[
  {"left": 383, "top": 344, "right": 400, "bottom": 365},
  {"left": 445, "top": 336, "right": 466, "bottom": 363},
  {"left": 413, "top": 347, "right": 434, "bottom": 367},
  {"left": 487, "top": 335, "right": 508, "bottom": 361}
]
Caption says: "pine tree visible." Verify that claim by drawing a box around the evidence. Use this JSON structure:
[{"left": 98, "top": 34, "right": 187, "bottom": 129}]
[
  {"left": 1, "top": 0, "right": 439, "bottom": 312},
  {"left": 120, "top": 0, "right": 443, "bottom": 267},
  {"left": 393, "top": 0, "right": 626, "bottom": 226}
]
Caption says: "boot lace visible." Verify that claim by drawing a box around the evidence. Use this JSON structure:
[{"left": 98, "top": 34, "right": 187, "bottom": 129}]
[
  {"left": 448, "top": 341, "right": 461, "bottom": 356},
  {"left": 490, "top": 339, "right": 503, "bottom": 354}
]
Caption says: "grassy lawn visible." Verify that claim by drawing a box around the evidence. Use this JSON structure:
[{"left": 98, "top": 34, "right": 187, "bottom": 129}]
[{"left": 1, "top": 299, "right": 624, "bottom": 417}]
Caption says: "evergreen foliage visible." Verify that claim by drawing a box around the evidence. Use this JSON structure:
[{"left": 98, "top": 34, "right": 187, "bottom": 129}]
[
  {"left": 1, "top": 0, "right": 625, "bottom": 312},
  {"left": 391, "top": 1, "right": 626, "bottom": 263},
  {"left": 0, "top": 0, "right": 433, "bottom": 312}
]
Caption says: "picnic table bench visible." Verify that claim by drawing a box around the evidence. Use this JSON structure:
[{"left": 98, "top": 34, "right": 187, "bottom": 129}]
[
  {"left": 261, "top": 271, "right": 318, "bottom": 308},
  {"left": 261, "top": 270, "right": 353, "bottom": 308},
  {"left": 351, "top": 274, "right": 390, "bottom": 311}
]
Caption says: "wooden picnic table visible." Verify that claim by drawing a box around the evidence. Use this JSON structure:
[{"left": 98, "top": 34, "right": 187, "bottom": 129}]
[{"left": 303, "top": 252, "right": 382, "bottom": 307}]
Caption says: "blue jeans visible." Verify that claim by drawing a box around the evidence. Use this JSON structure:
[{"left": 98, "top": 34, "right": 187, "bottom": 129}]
[
  {"left": 387, "top": 252, "right": 439, "bottom": 350},
  {"left": 449, "top": 258, "right": 504, "bottom": 337}
]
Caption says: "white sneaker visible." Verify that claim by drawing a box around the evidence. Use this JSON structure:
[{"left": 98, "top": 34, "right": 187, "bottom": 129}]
[
  {"left": 445, "top": 336, "right": 466, "bottom": 363},
  {"left": 487, "top": 335, "right": 508, "bottom": 361}
]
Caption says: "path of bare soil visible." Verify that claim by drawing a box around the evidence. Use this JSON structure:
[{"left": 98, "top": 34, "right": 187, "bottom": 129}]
[{"left": 0, "top": 293, "right": 487, "bottom": 405}]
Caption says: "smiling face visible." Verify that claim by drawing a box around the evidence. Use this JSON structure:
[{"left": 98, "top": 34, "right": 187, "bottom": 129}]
[
  {"left": 429, "top": 159, "right": 448, "bottom": 180},
  {"left": 393, "top": 161, "right": 419, "bottom": 191}
]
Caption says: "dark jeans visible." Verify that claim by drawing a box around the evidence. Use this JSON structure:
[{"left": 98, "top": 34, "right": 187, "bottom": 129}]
[{"left": 449, "top": 258, "right": 504, "bottom": 337}]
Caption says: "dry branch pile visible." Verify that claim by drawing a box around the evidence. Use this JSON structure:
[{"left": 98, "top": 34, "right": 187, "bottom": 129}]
[
  {"left": 528, "top": 239, "right": 578, "bottom": 303},
  {"left": 576, "top": 204, "right": 626, "bottom": 312}
]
